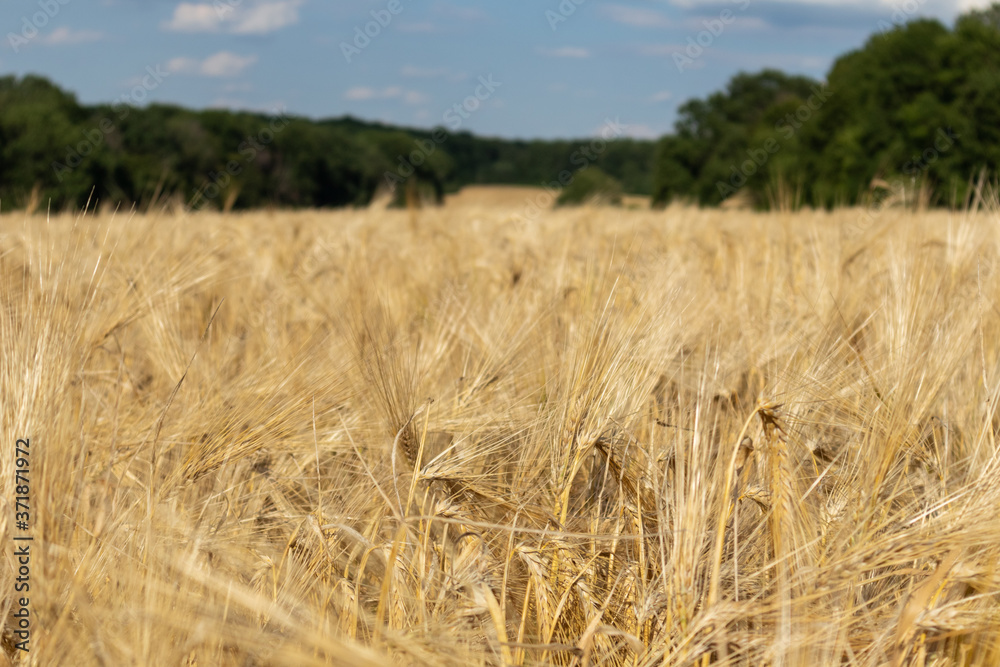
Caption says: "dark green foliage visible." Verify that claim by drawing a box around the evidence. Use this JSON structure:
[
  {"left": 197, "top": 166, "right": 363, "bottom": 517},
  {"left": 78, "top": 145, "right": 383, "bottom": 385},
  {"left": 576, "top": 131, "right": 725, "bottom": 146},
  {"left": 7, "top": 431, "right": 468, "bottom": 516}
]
[
  {"left": 3, "top": 3, "right": 1000, "bottom": 212},
  {"left": 0, "top": 77, "right": 655, "bottom": 212},
  {"left": 652, "top": 5, "right": 1000, "bottom": 209},
  {"left": 652, "top": 69, "right": 821, "bottom": 207},
  {"left": 556, "top": 167, "right": 623, "bottom": 206},
  {"left": 0, "top": 75, "right": 93, "bottom": 209},
  {"left": 964, "top": 3, "right": 1000, "bottom": 30}
]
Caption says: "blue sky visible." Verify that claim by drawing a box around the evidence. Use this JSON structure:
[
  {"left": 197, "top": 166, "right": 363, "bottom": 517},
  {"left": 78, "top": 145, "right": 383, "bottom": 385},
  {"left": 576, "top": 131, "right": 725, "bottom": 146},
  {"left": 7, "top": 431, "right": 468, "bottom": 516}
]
[{"left": 1, "top": 0, "right": 991, "bottom": 139}]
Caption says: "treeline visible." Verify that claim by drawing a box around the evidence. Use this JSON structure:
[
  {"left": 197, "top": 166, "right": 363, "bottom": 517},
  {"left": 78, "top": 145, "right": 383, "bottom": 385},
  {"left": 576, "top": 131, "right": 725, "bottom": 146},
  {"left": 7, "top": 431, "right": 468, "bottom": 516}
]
[
  {"left": 0, "top": 75, "right": 654, "bottom": 212},
  {"left": 1, "top": 5, "right": 998, "bottom": 212},
  {"left": 653, "top": 5, "right": 1000, "bottom": 208}
]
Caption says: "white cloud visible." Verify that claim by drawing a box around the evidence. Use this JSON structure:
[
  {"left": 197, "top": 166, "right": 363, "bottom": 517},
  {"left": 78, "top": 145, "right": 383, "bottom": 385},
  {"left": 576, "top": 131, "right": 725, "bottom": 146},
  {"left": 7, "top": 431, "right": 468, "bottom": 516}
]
[
  {"left": 539, "top": 47, "right": 590, "bottom": 58},
  {"left": 202, "top": 51, "right": 257, "bottom": 76},
  {"left": 400, "top": 65, "right": 468, "bottom": 82},
  {"left": 602, "top": 5, "right": 674, "bottom": 27},
  {"left": 168, "top": 51, "right": 257, "bottom": 77},
  {"left": 166, "top": 57, "right": 200, "bottom": 74},
  {"left": 676, "top": 14, "right": 767, "bottom": 31},
  {"left": 345, "top": 86, "right": 427, "bottom": 105},
  {"left": 41, "top": 27, "right": 104, "bottom": 45},
  {"left": 404, "top": 91, "right": 427, "bottom": 104},
  {"left": 164, "top": 1, "right": 303, "bottom": 35},
  {"left": 651, "top": 90, "right": 673, "bottom": 102},
  {"left": 232, "top": 1, "right": 303, "bottom": 34},
  {"left": 164, "top": 3, "right": 223, "bottom": 32},
  {"left": 344, "top": 86, "right": 377, "bottom": 100},
  {"left": 668, "top": 0, "right": 962, "bottom": 9}
]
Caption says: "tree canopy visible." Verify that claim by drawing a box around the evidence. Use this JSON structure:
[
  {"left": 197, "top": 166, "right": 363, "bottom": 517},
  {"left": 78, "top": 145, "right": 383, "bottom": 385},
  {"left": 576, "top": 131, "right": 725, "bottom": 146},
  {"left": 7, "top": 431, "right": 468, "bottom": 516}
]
[
  {"left": 2, "top": 4, "right": 999, "bottom": 212},
  {"left": 652, "top": 5, "right": 1000, "bottom": 209},
  {"left": 0, "top": 77, "right": 655, "bottom": 212}
]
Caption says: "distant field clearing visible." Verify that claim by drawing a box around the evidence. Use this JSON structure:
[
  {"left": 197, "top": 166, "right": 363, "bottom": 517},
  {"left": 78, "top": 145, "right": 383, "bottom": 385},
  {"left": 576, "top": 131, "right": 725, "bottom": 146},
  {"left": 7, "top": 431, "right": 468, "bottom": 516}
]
[{"left": 443, "top": 184, "right": 651, "bottom": 209}]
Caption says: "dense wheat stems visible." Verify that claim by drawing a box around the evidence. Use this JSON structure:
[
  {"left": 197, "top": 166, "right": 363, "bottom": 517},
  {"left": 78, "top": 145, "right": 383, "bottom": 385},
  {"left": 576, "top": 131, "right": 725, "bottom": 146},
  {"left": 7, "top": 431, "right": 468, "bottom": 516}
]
[{"left": 2, "top": 197, "right": 999, "bottom": 665}]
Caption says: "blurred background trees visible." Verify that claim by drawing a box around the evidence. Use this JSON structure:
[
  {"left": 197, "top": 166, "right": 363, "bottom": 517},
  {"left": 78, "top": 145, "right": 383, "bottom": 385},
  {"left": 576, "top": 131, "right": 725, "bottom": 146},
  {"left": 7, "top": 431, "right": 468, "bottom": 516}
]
[
  {"left": 652, "top": 5, "right": 1000, "bottom": 209},
  {"left": 1, "top": 5, "right": 998, "bottom": 212}
]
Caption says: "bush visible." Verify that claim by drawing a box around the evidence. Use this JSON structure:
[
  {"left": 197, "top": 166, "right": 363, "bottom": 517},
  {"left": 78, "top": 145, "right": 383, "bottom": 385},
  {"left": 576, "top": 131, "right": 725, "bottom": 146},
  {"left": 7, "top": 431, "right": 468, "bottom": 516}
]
[{"left": 556, "top": 167, "right": 623, "bottom": 206}]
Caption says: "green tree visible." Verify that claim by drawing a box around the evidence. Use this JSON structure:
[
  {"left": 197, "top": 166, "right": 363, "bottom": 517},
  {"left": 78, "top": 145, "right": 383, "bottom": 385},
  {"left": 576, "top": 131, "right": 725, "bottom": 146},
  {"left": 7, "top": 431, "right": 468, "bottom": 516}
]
[
  {"left": 798, "top": 14, "right": 999, "bottom": 207},
  {"left": 963, "top": 2, "right": 1000, "bottom": 31},
  {"left": 556, "top": 167, "right": 623, "bottom": 206},
  {"left": 652, "top": 69, "right": 820, "bottom": 207},
  {"left": 0, "top": 75, "right": 91, "bottom": 208}
]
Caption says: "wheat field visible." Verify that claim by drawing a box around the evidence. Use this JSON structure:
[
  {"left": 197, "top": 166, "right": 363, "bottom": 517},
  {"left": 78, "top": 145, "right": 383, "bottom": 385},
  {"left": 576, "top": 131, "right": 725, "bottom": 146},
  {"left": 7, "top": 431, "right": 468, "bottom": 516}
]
[{"left": 2, "top": 198, "right": 1000, "bottom": 666}]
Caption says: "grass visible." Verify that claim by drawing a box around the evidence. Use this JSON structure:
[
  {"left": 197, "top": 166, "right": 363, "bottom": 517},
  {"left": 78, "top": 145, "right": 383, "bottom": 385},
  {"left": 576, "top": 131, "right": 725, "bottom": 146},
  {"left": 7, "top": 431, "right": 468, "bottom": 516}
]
[{"left": 2, "top": 197, "right": 1000, "bottom": 666}]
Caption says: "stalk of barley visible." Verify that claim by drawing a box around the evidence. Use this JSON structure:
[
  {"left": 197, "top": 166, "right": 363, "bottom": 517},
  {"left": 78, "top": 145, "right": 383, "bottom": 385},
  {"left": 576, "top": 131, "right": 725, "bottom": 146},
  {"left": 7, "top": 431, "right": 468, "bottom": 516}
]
[{"left": 760, "top": 401, "right": 793, "bottom": 666}]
